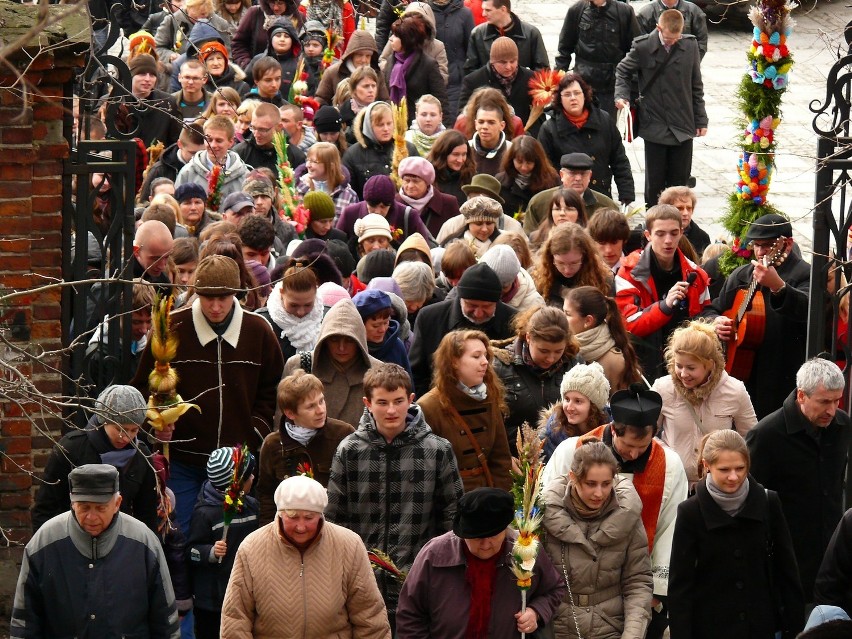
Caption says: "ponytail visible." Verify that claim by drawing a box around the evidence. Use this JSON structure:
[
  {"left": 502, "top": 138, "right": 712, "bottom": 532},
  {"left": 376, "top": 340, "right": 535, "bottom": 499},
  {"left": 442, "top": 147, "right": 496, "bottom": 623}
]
[{"left": 604, "top": 297, "right": 642, "bottom": 389}]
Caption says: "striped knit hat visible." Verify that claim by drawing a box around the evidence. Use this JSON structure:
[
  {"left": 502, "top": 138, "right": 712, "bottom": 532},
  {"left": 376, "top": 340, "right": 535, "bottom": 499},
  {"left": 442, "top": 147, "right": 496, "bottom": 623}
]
[{"left": 207, "top": 447, "right": 235, "bottom": 489}]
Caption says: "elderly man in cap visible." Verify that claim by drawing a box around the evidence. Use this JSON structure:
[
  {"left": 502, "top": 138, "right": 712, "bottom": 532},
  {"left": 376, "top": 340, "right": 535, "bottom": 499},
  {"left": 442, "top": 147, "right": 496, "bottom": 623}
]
[
  {"left": 747, "top": 357, "right": 852, "bottom": 603},
  {"left": 32, "top": 384, "right": 159, "bottom": 533},
  {"left": 12, "top": 464, "right": 180, "bottom": 638},
  {"left": 396, "top": 487, "right": 564, "bottom": 637},
  {"left": 409, "top": 262, "right": 517, "bottom": 396},
  {"left": 543, "top": 384, "right": 688, "bottom": 639},
  {"left": 434, "top": 174, "right": 524, "bottom": 244},
  {"left": 222, "top": 475, "right": 391, "bottom": 638},
  {"left": 523, "top": 152, "right": 620, "bottom": 234},
  {"left": 132, "top": 255, "right": 284, "bottom": 533},
  {"left": 701, "top": 213, "right": 810, "bottom": 418}
]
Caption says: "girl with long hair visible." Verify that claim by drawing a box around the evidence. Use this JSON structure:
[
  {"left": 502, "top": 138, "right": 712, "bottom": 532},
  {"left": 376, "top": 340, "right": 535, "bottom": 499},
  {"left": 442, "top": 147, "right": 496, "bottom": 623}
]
[
  {"left": 538, "top": 362, "right": 612, "bottom": 463},
  {"left": 201, "top": 86, "right": 241, "bottom": 120},
  {"left": 668, "top": 430, "right": 804, "bottom": 638},
  {"left": 529, "top": 188, "right": 588, "bottom": 250},
  {"left": 564, "top": 286, "right": 642, "bottom": 392},
  {"left": 542, "top": 438, "right": 653, "bottom": 639},
  {"left": 533, "top": 223, "right": 613, "bottom": 305},
  {"left": 493, "top": 306, "right": 581, "bottom": 456},
  {"left": 427, "top": 129, "right": 475, "bottom": 207},
  {"left": 496, "top": 135, "right": 559, "bottom": 217},
  {"left": 295, "top": 142, "right": 358, "bottom": 221},
  {"left": 652, "top": 320, "right": 757, "bottom": 489},
  {"left": 340, "top": 66, "right": 379, "bottom": 134},
  {"left": 417, "top": 330, "right": 512, "bottom": 492}
]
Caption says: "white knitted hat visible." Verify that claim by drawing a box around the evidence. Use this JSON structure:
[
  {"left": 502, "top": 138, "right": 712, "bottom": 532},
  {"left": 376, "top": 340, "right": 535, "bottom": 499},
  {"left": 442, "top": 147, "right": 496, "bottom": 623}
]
[
  {"left": 354, "top": 213, "right": 393, "bottom": 242},
  {"left": 481, "top": 245, "right": 521, "bottom": 287},
  {"left": 273, "top": 475, "right": 328, "bottom": 513},
  {"left": 560, "top": 361, "right": 610, "bottom": 410}
]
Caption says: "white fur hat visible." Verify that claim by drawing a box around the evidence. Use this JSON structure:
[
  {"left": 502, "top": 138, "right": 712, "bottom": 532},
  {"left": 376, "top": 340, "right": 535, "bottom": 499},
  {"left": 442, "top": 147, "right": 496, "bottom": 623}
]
[{"left": 560, "top": 361, "right": 610, "bottom": 410}]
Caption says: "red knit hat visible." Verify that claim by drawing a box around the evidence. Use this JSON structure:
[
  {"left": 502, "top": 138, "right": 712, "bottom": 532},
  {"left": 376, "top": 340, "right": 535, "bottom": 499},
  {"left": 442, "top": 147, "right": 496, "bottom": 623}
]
[{"left": 199, "top": 41, "right": 229, "bottom": 64}]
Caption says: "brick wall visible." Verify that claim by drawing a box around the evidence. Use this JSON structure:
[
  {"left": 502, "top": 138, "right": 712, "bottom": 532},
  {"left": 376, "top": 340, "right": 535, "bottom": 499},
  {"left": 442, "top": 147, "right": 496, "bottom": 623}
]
[{"left": 0, "top": 1, "right": 88, "bottom": 624}]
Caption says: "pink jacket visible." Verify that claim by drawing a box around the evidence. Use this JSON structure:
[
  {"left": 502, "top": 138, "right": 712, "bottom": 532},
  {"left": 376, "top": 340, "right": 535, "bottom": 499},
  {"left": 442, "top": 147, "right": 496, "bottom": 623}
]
[{"left": 653, "top": 371, "right": 757, "bottom": 485}]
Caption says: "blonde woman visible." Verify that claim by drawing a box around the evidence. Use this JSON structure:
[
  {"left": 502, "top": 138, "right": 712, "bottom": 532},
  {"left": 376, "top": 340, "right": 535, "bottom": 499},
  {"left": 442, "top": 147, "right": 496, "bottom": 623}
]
[
  {"left": 652, "top": 320, "right": 757, "bottom": 489},
  {"left": 295, "top": 142, "right": 358, "bottom": 221}
]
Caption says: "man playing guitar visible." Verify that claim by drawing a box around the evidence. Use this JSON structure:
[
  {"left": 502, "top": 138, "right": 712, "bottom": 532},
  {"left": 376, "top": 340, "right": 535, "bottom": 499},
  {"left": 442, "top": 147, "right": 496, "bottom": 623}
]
[{"left": 701, "top": 214, "right": 811, "bottom": 418}]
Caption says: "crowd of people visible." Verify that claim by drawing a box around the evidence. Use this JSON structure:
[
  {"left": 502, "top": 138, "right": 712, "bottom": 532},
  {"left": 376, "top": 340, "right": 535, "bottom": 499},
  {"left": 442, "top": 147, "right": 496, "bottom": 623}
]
[{"left": 15, "top": 0, "right": 852, "bottom": 637}]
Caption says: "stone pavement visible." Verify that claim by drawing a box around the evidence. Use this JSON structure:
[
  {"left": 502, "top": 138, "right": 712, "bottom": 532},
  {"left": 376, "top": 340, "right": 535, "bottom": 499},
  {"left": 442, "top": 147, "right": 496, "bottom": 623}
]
[{"left": 511, "top": 0, "right": 851, "bottom": 258}]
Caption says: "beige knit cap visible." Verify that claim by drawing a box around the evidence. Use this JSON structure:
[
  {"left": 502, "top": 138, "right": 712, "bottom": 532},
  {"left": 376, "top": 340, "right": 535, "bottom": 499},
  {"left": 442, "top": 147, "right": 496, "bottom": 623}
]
[
  {"left": 560, "top": 361, "right": 610, "bottom": 410},
  {"left": 461, "top": 196, "right": 502, "bottom": 224}
]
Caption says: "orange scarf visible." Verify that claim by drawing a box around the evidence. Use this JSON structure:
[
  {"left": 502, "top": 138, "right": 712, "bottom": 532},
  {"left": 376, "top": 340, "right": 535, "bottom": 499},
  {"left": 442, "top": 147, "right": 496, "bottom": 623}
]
[
  {"left": 579, "top": 425, "right": 666, "bottom": 552},
  {"left": 564, "top": 108, "right": 590, "bottom": 130}
]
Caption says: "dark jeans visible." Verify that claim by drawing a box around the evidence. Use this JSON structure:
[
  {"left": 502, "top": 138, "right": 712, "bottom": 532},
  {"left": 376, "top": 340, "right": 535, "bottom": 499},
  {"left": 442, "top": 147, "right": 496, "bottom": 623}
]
[
  {"left": 644, "top": 139, "right": 693, "bottom": 207},
  {"left": 194, "top": 608, "right": 221, "bottom": 639}
]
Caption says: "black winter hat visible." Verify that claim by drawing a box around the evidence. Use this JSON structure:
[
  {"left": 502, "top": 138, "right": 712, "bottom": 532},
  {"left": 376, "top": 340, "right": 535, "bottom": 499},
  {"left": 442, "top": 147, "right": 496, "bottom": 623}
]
[
  {"left": 452, "top": 488, "right": 514, "bottom": 539},
  {"left": 455, "top": 263, "right": 502, "bottom": 302},
  {"left": 313, "top": 105, "right": 343, "bottom": 134},
  {"left": 356, "top": 248, "right": 396, "bottom": 285}
]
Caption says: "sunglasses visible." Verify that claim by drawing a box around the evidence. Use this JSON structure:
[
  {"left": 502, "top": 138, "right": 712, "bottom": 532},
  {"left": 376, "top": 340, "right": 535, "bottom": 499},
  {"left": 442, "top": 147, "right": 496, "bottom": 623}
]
[{"left": 367, "top": 200, "right": 391, "bottom": 208}]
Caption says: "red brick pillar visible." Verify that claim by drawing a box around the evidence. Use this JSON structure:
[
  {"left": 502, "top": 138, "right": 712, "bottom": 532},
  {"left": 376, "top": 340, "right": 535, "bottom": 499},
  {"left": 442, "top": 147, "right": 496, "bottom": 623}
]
[{"left": 0, "top": 1, "right": 89, "bottom": 622}]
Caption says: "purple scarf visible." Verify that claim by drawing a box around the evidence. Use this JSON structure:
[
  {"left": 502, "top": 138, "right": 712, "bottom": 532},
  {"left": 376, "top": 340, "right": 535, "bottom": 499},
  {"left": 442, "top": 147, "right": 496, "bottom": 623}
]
[{"left": 389, "top": 50, "right": 415, "bottom": 104}]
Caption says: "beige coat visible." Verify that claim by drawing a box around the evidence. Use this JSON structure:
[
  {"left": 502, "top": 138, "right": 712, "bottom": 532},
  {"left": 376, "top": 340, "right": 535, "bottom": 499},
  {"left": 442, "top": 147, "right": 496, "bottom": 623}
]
[
  {"left": 652, "top": 371, "right": 757, "bottom": 485},
  {"left": 542, "top": 476, "right": 653, "bottom": 639},
  {"left": 221, "top": 518, "right": 391, "bottom": 639}
]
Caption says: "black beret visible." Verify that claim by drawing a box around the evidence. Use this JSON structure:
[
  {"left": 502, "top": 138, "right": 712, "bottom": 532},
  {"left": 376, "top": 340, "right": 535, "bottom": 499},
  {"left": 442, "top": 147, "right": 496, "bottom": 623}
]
[{"left": 453, "top": 488, "right": 515, "bottom": 539}]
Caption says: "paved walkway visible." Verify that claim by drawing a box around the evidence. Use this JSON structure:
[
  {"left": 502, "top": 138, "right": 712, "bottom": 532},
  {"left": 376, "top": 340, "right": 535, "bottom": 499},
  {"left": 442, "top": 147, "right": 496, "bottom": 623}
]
[{"left": 512, "top": 0, "right": 851, "bottom": 257}]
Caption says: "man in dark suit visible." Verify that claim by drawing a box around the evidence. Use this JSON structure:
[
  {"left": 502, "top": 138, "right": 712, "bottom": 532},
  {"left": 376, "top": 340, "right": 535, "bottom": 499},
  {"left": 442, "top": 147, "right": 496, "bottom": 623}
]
[
  {"left": 409, "top": 263, "right": 516, "bottom": 397},
  {"left": 746, "top": 357, "right": 852, "bottom": 602},
  {"left": 614, "top": 9, "right": 707, "bottom": 207},
  {"left": 701, "top": 213, "right": 810, "bottom": 418}
]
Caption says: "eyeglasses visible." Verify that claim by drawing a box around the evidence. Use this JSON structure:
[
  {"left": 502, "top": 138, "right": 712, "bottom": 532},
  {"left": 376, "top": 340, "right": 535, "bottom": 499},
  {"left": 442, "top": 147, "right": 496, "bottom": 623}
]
[
  {"left": 180, "top": 75, "right": 205, "bottom": 83},
  {"left": 366, "top": 200, "right": 391, "bottom": 208},
  {"left": 561, "top": 91, "right": 584, "bottom": 99},
  {"left": 250, "top": 125, "right": 273, "bottom": 134}
]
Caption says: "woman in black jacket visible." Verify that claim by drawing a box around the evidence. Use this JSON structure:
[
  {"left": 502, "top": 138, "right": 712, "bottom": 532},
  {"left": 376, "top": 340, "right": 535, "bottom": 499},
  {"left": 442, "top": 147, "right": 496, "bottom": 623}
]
[
  {"left": 428, "top": 129, "right": 475, "bottom": 207},
  {"left": 493, "top": 306, "right": 581, "bottom": 456},
  {"left": 538, "top": 72, "right": 635, "bottom": 205},
  {"left": 32, "top": 385, "right": 159, "bottom": 533},
  {"left": 384, "top": 13, "right": 449, "bottom": 127},
  {"left": 668, "top": 429, "right": 804, "bottom": 639},
  {"left": 342, "top": 101, "right": 419, "bottom": 198}
]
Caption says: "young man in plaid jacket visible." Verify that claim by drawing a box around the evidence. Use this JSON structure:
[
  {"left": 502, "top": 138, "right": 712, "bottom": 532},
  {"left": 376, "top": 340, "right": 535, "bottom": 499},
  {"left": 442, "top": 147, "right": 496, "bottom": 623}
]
[{"left": 326, "top": 363, "right": 464, "bottom": 630}]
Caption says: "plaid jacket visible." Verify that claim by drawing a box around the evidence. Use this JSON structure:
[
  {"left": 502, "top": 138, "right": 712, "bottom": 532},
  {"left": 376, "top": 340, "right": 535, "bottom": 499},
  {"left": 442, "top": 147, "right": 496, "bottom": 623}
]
[{"left": 326, "top": 404, "right": 463, "bottom": 611}]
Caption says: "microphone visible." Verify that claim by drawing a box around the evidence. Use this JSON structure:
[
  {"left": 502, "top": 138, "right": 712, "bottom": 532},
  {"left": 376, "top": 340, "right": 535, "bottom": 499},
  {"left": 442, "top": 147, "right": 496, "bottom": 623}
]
[{"left": 677, "top": 272, "right": 698, "bottom": 312}]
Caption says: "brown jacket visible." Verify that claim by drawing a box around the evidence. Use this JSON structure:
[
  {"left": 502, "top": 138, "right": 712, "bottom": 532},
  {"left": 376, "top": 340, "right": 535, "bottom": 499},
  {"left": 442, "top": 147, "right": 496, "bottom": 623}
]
[
  {"left": 417, "top": 384, "right": 512, "bottom": 492},
  {"left": 221, "top": 518, "right": 391, "bottom": 639},
  {"left": 131, "top": 299, "right": 284, "bottom": 467},
  {"left": 256, "top": 418, "right": 355, "bottom": 525}
]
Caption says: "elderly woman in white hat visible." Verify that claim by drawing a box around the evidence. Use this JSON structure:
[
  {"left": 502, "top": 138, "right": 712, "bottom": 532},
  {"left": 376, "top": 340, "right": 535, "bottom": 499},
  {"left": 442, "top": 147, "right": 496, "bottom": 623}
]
[
  {"left": 438, "top": 196, "right": 503, "bottom": 259},
  {"left": 221, "top": 475, "right": 391, "bottom": 638}
]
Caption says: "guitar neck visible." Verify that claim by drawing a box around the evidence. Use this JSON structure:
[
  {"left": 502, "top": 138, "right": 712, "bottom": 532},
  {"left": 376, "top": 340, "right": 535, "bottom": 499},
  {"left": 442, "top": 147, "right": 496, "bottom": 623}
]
[{"left": 736, "top": 278, "right": 760, "bottom": 324}]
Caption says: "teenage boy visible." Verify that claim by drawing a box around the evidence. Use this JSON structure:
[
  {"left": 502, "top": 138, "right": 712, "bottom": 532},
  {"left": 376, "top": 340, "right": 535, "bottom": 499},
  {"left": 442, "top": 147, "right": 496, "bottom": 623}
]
[
  {"left": 588, "top": 207, "right": 633, "bottom": 275},
  {"left": 174, "top": 115, "right": 250, "bottom": 200},
  {"left": 233, "top": 102, "right": 305, "bottom": 177},
  {"left": 469, "top": 101, "right": 511, "bottom": 175},
  {"left": 326, "top": 363, "right": 463, "bottom": 631},
  {"left": 255, "top": 371, "right": 355, "bottom": 525},
  {"left": 615, "top": 204, "right": 710, "bottom": 379},
  {"left": 247, "top": 55, "right": 285, "bottom": 107}
]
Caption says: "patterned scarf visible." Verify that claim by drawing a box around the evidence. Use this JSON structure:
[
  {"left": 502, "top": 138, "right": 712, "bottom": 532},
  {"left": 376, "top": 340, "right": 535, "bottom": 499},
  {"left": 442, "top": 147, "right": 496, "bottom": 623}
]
[
  {"left": 490, "top": 63, "right": 517, "bottom": 97},
  {"left": 284, "top": 420, "right": 319, "bottom": 446},
  {"left": 307, "top": 0, "right": 342, "bottom": 35},
  {"left": 457, "top": 381, "right": 488, "bottom": 401}
]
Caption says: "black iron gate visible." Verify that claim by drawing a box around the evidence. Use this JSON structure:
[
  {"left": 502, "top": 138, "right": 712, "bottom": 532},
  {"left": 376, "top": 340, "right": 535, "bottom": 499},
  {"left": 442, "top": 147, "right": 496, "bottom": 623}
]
[
  {"left": 61, "top": 10, "right": 143, "bottom": 428},
  {"left": 807, "top": 45, "right": 852, "bottom": 412}
]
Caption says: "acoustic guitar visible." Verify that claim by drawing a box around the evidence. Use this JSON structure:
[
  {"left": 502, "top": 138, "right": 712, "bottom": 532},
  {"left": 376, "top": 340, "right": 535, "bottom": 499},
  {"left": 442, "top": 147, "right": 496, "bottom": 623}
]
[{"left": 723, "top": 237, "right": 787, "bottom": 380}]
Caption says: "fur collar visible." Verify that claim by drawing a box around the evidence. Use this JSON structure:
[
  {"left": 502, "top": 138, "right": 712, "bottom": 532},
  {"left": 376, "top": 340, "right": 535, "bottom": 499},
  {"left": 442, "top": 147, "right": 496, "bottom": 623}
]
[{"left": 192, "top": 297, "right": 244, "bottom": 347}]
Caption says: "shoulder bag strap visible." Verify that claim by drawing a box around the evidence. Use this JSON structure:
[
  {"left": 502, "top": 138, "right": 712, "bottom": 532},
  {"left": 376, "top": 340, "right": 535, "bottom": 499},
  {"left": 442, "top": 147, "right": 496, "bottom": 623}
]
[
  {"left": 448, "top": 405, "right": 494, "bottom": 487},
  {"left": 639, "top": 48, "right": 674, "bottom": 101},
  {"left": 684, "top": 401, "right": 708, "bottom": 434}
]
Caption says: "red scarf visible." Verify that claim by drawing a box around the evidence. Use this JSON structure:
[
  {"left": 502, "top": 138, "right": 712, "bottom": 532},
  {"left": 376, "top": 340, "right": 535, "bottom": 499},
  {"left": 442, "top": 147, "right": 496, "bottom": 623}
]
[
  {"left": 563, "top": 108, "right": 589, "bottom": 130},
  {"left": 463, "top": 543, "right": 499, "bottom": 639}
]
